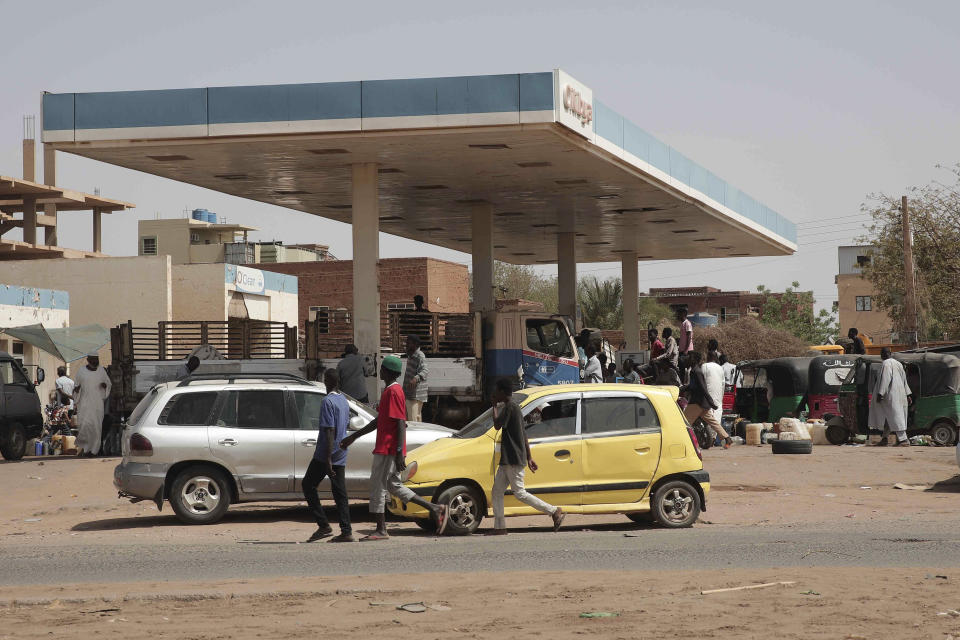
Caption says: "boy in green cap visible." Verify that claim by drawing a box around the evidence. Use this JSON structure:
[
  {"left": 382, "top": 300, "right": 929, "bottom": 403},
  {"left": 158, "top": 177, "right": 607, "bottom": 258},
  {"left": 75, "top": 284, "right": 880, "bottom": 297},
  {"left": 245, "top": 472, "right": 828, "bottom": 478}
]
[{"left": 341, "top": 355, "right": 448, "bottom": 540}]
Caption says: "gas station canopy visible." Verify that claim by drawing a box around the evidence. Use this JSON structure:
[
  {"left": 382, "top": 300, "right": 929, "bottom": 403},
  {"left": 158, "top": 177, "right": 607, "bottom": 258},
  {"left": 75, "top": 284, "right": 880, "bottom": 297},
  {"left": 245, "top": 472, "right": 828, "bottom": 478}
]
[{"left": 42, "top": 70, "right": 796, "bottom": 264}]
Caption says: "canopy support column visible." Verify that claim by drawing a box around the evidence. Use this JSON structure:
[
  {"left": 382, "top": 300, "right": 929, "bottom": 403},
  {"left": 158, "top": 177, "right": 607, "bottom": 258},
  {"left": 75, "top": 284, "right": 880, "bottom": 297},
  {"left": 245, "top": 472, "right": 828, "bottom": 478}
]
[
  {"left": 352, "top": 162, "right": 380, "bottom": 402},
  {"left": 557, "top": 232, "right": 577, "bottom": 322},
  {"left": 622, "top": 253, "right": 640, "bottom": 351},
  {"left": 471, "top": 202, "right": 495, "bottom": 313}
]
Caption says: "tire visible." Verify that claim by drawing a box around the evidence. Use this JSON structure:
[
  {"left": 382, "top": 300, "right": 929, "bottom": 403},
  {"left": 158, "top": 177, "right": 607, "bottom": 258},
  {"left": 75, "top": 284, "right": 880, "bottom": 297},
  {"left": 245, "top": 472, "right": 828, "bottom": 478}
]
[
  {"left": 930, "top": 421, "right": 956, "bottom": 447},
  {"left": 435, "top": 484, "right": 484, "bottom": 535},
  {"left": 771, "top": 439, "right": 813, "bottom": 454},
  {"left": 169, "top": 465, "right": 232, "bottom": 525},
  {"left": 652, "top": 480, "right": 701, "bottom": 528},
  {"left": 0, "top": 423, "right": 27, "bottom": 461},
  {"left": 825, "top": 424, "right": 848, "bottom": 446}
]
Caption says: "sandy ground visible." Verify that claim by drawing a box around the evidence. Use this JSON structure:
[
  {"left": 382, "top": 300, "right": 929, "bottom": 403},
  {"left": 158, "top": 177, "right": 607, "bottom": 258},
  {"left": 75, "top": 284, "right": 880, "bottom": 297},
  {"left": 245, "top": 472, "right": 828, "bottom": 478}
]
[
  {"left": 2, "top": 441, "right": 958, "bottom": 544},
  {"left": 3, "top": 568, "right": 960, "bottom": 639},
  {"left": 2, "top": 442, "right": 959, "bottom": 639}
]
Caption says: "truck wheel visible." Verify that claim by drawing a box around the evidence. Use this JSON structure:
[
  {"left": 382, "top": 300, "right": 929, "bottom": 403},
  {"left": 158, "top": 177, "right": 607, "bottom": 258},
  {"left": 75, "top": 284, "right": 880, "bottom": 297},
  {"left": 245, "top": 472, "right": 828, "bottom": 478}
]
[
  {"left": 652, "top": 480, "right": 701, "bottom": 528},
  {"left": 0, "top": 423, "right": 27, "bottom": 461},
  {"left": 930, "top": 421, "right": 956, "bottom": 447},
  {"left": 435, "top": 484, "right": 483, "bottom": 535},
  {"left": 825, "top": 424, "right": 848, "bottom": 445},
  {"left": 169, "top": 465, "right": 231, "bottom": 524}
]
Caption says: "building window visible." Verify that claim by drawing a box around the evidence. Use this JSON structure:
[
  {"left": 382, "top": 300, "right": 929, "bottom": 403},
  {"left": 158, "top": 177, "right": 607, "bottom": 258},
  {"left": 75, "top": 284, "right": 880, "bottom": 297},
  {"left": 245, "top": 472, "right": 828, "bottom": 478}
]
[
  {"left": 309, "top": 306, "right": 329, "bottom": 334},
  {"left": 855, "top": 296, "right": 872, "bottom": 311},
  {"left": 190, "top": 233, "right": 201, "bottom": 244},
  {"left": 140, "top": 236, "right": 158, "bottom": 256},
  {"left": 12, "top": 341, "right": 24, "bottom": 366},
  {"left": 856, "top": 255, "right": 871, "bottom": 268},
  {"left": 387, "top": 302, "right": 416, "bottom": 311}
]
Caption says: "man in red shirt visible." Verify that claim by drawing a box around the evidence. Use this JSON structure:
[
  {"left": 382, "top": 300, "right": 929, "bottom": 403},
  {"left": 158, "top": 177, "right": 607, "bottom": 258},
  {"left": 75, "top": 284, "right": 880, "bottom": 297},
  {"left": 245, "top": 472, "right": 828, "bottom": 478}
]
[{"left": 341, "top": 355, "right": 448, "bottom": 540}]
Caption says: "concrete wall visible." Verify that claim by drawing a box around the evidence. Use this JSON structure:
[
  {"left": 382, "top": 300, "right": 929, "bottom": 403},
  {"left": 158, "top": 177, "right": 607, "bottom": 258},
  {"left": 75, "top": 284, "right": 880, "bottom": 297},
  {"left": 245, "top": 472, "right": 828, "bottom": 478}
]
[
  {"left": 838, "top": 245, "right": 875, "bottom": 276},
  {"left": 643, "top": 287, "right": 797, "bottom": 323},
  {"left": 171, "top": 263, "right": 299, "bottom": 327},
  {"left": 0, "top": 257, "right": 173, "bottom": 362},
  {"left": 836, "top": 273, "right": 893, "bottom": 343},
  {"left": 252, "top": 257, "right": 469, "bottom": 331},
  {"left": 0, "top": 284, "right": 70, "bottom": 403},
  {"left": 139, "top": 219, "right": 191, "bottom": 264}
]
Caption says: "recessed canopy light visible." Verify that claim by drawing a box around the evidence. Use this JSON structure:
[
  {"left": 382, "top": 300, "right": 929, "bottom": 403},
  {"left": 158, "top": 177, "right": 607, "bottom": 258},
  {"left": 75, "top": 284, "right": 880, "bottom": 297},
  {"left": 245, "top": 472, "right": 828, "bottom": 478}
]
[
  {"left": 672, "top": 229, "right": 698, "bottom": 234},
  {"left": 730, "top": 253, "right": 750, "bottom": 257},
  {"left": 214, "top": 173, "right": 248, "bottom": 180},
  {"left": 531, "top": 223, "right": 559, "bottom": 228},
  {"left": 454, "top": 238, "right": 471, "bottom": 242},
  {"left": 586, "top": 241, "right": 611, "bottom": 245},
  {"left": 576, "top": 233, "right": 587, "bottom": 237},
  {"left": 276, "top": 189, "right": 310, "bottom": 195},
  {"left": 556, "top": 179, "right": 588, "bottom": 185},
  {"left": 715, "top": 246, "right": 733, "bottom": 250},
  {"left": 308, "top": 148, "right": 349, "bottom": 155},
  {"left": 468, "top": 143, "right": 510, "bottom": 149},
  {"left": 148, "top": 154, "right": 190, "bottom": 161},
  {"left": 379, "top": 215, "right": 404, "bottom": 221},
  {"left": 614, "top": 207, "right": 663, "bottom": 214},
  {"left": 693, "top": 238, "right": 717, "bottom": 242},
  {"left": 593, "top": 194, "right": 619, "bottom": 200},
  {"left": 517, "top": 161, "right": 552, "bottom": 168},
  {"left": 454, "top": 198, "right": 488, "bottom": 204},
  {"left": 495, "top": 211, "right": 523, "bottom": 217},
  {"left": 638, "top": 255, "right": 654, "bottom": 259},
  {"left": 650, "top": 219, "right": 676, "bottom": 224},
  {"left": 511, "top": 252, "right": 535, "bottom": 256},
  {"left": 414, "top": 185, "right": 448, "bottom": 190},
  {"left": 536, "top": 259, "right": 555, "bottom": 263},
  {"left": 494, "top": 244, "right": 507, "bottom": 248},
  {"left": 417, "top": 227, "right": 444, "bottom": 232},
  {"left": 378, "top": 168, "right": 402, "bottom": 174},
  {"left": 326, "top": 204, "right": 351, "bottom": 209}
]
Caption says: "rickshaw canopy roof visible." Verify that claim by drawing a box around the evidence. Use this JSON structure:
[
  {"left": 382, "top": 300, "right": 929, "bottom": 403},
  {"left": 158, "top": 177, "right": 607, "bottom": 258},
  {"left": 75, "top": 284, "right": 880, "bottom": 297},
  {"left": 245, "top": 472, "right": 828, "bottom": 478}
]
[
  {"left": 739, "top": 357, "right": 811, "bottom": 396},
  {"left": 894, "top": 353, "right": 960, "bottom": 396},
  {"left": 808, "top": 354, "right": 859, "bottom": 394}
]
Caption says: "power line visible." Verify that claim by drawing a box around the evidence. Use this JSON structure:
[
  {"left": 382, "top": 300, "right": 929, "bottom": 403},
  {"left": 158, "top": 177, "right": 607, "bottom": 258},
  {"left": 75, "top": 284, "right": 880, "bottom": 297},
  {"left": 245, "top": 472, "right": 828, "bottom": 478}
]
[{"left": 795, "top": 212, "right": 873, "bottom": 226}]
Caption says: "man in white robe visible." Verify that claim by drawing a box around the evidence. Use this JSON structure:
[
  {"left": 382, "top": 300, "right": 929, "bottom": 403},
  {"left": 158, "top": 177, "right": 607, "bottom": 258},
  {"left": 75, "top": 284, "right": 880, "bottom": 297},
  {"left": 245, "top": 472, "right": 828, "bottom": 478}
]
[
  {"left": 73, "top": 354, "right": 112, "bottom": 456},
  {"left": 870, "top": 348, "right": 912, "bottom": 446}
]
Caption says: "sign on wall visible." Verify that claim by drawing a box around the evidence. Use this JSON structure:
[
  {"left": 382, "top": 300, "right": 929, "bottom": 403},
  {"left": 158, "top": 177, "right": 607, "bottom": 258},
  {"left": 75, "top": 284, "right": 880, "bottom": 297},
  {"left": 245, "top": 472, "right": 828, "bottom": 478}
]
[
  {"left": 554, "top": 70, "right": 594, "bottom": 140},
  {"left": 234, "top": 266, "right": 266, "bottom": 295}
]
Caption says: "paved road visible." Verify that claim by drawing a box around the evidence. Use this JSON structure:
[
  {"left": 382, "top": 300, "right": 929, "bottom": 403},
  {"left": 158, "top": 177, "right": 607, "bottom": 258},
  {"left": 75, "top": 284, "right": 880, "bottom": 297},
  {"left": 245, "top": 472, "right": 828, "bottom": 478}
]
[{"left": 3, "top": 521, "right": 959, "bottom": 586}]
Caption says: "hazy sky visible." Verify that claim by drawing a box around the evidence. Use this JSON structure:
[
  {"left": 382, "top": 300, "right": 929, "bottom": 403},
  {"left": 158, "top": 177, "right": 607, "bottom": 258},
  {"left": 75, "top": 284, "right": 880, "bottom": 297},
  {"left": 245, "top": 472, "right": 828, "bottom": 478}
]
[{"left": 2, "top": 1, "right": 958, "bottom": 311}]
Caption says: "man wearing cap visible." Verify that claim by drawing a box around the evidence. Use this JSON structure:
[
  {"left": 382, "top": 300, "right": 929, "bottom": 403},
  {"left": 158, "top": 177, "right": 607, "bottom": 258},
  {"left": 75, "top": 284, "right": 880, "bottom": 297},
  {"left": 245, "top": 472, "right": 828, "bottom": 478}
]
[
  {"left": 336, "top": 344, "right": 368, "bottom": 404},
  {"left": 73, "top": 353, "right": 111, "bottom": 456},
  {"left": 340, "top": 355, "right": 448, "bottom": 540}
]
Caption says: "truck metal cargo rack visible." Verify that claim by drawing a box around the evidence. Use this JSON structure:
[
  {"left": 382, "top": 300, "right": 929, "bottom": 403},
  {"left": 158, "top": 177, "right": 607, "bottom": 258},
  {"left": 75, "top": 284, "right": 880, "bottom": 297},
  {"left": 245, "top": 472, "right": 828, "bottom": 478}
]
[{"left": 112, "top": 319, "right": 298, "bottom": 362}]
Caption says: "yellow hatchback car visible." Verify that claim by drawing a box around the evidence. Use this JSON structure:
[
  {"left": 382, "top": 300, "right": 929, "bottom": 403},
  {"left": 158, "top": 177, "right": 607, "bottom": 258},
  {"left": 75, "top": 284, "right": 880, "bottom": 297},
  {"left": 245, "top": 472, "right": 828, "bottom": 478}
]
[{"left": 388, "top": 383, "right": 710, "bottom": 535}]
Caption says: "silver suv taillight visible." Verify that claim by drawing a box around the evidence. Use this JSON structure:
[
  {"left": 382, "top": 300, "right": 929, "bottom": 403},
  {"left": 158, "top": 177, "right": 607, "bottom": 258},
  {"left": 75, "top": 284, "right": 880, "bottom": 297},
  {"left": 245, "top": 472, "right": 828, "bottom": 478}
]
[{"left": 130, "top": 433, "right": 153, "bottom": 456}]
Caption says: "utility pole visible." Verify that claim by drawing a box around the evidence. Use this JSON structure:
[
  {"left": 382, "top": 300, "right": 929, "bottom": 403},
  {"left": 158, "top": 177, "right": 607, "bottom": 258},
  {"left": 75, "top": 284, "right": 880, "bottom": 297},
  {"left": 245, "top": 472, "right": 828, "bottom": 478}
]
[{"left": 901, "top": 195, "right": 919, "bottom": 349}]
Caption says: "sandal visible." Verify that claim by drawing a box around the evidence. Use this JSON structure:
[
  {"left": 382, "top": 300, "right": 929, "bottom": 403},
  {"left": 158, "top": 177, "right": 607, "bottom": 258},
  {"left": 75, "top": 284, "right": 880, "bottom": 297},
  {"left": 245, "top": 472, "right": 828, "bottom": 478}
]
[{"left": 360, "top": 533, "right": 390, "bottom": 541}]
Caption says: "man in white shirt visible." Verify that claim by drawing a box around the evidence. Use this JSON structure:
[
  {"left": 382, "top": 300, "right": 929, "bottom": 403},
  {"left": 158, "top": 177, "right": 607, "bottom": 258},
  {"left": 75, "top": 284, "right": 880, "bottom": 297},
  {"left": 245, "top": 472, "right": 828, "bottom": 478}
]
[
  {"left": 55, "top": 366, "right": 75, "bottom": 409},
  {"left": 702, "top": 350, "right": 727, "bottom": 444},
  {"left": 582, "top": 345, "right": 603, "bottom": 384}
]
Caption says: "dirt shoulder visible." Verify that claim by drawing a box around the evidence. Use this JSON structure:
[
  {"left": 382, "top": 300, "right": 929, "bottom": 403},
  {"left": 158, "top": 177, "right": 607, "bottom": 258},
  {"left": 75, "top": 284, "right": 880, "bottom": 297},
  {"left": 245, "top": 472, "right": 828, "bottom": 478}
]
[
  {"left": 3, "top": 567, "right": 960, "bottom": 640},
  {"left": 2, "top": 443, "right": 957, "bottom": 545}
]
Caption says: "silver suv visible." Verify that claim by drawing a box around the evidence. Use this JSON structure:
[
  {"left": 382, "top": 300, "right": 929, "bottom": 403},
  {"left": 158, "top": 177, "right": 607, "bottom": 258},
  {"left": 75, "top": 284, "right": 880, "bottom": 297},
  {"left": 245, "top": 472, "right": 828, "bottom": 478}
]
[{"left": 113, "top": 374, "right": 453, "bottom": 524}]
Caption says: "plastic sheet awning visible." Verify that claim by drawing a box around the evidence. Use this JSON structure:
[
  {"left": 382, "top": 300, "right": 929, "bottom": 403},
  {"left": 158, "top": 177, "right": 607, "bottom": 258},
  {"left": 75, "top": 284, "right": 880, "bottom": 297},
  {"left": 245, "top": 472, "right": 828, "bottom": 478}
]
[{"left": 0, "top": 324, "right": 110, "bottom": 363}]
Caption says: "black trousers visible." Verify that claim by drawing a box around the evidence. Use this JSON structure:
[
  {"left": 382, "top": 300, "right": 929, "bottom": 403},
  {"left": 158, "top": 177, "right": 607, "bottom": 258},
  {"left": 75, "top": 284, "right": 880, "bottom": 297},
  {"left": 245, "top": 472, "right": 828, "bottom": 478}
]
[{"left": 302, "top": 459, "right": 351, "bottom": 534}]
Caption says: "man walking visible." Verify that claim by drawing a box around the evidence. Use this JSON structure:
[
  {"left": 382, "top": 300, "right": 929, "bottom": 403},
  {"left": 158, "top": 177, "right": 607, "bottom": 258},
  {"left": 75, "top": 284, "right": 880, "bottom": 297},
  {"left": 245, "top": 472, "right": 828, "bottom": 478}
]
[
  {"left": 403, "top": 335, "right": 429, "bottom": 422},
  {"left": 682, "top": 352, "right": 732, "bottom": 449},
  {"left": 870, "top": 348, "right": 912, "bottom": 446},
  {"left": 73, "top": 353, "right": 111, "bottom": 457},
  {"left": 302, "top": 369, "right": 354, "bottom": 543},
  {"left": 490, "top": 378, "right": 565, "bottom": 535},
  {"left": 702, "top": 351, "right": 727, "bottom": 444},
  {"left": 337, "top": 344, "right": 368, "bottom": 404},
  {"left": 341, "top": 355, "right": 447, "bottom": 540}
]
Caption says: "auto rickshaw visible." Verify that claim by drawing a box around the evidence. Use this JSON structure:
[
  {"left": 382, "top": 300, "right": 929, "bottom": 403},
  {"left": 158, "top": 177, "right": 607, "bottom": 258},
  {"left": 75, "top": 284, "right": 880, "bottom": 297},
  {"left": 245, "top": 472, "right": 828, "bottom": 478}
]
[
  {"left": 832, "top": 353, "right": 960, "bottom": 446},
  {"left": 806, "top": 355, "right": 858, "bottom": 420},
  {"left": 734, "top": 358, "right": 810, "bottom": 424}
]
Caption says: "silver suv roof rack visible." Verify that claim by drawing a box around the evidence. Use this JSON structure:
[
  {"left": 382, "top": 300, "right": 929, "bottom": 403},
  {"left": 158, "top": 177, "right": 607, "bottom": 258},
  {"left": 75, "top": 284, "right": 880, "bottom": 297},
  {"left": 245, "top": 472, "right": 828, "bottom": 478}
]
[{"left": 176, "top": 373, "right": 312, "bottom": 387}]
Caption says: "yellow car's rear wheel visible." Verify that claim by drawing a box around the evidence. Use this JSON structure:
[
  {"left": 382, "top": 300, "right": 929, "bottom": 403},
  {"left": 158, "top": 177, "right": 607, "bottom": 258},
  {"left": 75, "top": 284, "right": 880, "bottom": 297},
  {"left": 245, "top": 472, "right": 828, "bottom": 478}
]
[{"left": 652, "top": 480, "right": 701, "bottom": 528}]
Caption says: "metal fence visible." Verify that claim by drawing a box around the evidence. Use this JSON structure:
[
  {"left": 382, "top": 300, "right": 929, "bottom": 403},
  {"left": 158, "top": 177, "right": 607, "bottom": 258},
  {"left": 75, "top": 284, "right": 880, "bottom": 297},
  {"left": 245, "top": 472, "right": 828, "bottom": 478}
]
[{"left": 112, "top": 320, "right": 298, "bottom": 361}]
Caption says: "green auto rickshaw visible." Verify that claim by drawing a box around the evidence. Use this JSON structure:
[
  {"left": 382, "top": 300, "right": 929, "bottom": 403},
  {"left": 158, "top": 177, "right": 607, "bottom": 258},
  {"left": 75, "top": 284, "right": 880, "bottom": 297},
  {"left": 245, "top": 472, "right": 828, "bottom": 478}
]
[
  {"left": 834, "top": 353, "right": 960, "bottom": 446},
  {"left": 734, "top": 357, "right": 811, "bottom": 424}
]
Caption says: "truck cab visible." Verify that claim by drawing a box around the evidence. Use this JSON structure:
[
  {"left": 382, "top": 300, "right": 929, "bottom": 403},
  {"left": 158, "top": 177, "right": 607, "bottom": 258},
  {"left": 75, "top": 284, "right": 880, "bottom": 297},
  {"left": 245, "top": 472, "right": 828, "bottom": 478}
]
[
  {"left": 0, "top": 352, "right": 44, "bottom": 460},
  {"left": 486, "top": 310, "right": 579, "bottom": 389}
]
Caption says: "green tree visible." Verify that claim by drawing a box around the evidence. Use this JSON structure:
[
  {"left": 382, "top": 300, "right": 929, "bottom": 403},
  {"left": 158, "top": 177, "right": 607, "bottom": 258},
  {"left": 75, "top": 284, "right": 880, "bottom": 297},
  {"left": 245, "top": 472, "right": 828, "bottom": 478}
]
[
  {"left": 577, "top": 275, "right": 622, "bottom": 329},
  {"left": 492, "top": 262, "right": 558, "bottom": 312},
  {"left": 858, "top": 165, "right": 960, "bottom": 340},
  {"left": 756, "top": 281, "right": 838, "bottom": 345}
]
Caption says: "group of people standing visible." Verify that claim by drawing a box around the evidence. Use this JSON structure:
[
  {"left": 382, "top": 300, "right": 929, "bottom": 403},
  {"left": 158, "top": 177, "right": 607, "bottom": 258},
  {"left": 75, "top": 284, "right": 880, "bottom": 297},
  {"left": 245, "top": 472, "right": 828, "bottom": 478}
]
[{"left": 53, "top": 354, "right": 112, "bottom": 457}]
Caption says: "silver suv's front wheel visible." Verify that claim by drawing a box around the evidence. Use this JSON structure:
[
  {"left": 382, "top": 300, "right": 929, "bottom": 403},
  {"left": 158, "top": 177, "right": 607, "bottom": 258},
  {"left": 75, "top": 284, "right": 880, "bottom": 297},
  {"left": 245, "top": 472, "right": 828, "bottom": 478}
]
[{"left": 169, "top": 465, "right": 231, "bottom": 524}]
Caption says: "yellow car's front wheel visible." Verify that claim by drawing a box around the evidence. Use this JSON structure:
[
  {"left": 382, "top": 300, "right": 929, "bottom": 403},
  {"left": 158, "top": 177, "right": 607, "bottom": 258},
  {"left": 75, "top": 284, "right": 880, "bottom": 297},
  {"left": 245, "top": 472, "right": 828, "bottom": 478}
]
[{"left": 435, "top": 484, "right": 484, "bottom": 535}]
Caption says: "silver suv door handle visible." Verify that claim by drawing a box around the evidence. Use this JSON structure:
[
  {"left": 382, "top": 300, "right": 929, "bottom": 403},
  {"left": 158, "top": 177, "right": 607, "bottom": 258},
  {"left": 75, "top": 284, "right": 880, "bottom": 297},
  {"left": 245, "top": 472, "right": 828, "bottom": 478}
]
[
  {"left": 301, "top": 439, "right": 317, "bottom": 446},
  {"left": 218, "top": 438, "right": 238, "bottom": 446}
]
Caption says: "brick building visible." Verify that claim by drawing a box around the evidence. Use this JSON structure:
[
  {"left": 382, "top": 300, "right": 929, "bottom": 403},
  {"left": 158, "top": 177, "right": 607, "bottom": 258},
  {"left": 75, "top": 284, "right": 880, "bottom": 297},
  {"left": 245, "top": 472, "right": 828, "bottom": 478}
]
[
  {"left": 642, "top": 286, "right": 795, "bottom": 323},
  {"left": 252, "top": 257, "right": 469, "bottom": 348}
]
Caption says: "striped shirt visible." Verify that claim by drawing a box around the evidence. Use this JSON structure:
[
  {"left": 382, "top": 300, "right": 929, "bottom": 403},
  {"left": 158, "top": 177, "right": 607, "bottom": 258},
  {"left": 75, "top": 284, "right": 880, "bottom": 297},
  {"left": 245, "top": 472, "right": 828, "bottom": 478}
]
[{"left": 403, "top": 348, "right": 429, "bottom": 402}]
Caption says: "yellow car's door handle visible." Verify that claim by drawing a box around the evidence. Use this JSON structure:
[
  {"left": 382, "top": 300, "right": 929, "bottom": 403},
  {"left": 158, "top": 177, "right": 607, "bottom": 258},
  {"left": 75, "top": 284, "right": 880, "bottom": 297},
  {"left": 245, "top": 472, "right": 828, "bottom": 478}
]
[
  {"left": 634, "top": 446, "right": 651, "bottom": 454},
  {"left": 553, "top": 449, "right": 573, "bottom": 462}
]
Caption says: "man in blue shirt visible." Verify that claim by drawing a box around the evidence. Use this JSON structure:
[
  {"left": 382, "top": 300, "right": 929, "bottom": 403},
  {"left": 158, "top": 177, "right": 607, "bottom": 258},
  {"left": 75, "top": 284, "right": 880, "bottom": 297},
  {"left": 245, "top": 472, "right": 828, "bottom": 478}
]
[{"left": 303, "top": 369, "right": 354, "bottom": 543}]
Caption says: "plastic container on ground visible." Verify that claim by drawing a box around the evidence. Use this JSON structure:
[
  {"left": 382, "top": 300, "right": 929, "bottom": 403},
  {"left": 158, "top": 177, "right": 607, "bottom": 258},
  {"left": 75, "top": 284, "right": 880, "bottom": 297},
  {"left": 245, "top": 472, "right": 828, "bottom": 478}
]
[
  {"left": 778, "top": 417, "right": 811, "bottom": 440},
  {"left": 746, "top": 423, "right": 763, "bottom": 446},
  {"left": 808, "top": 423, "right": 828, "bottom": 445}
]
